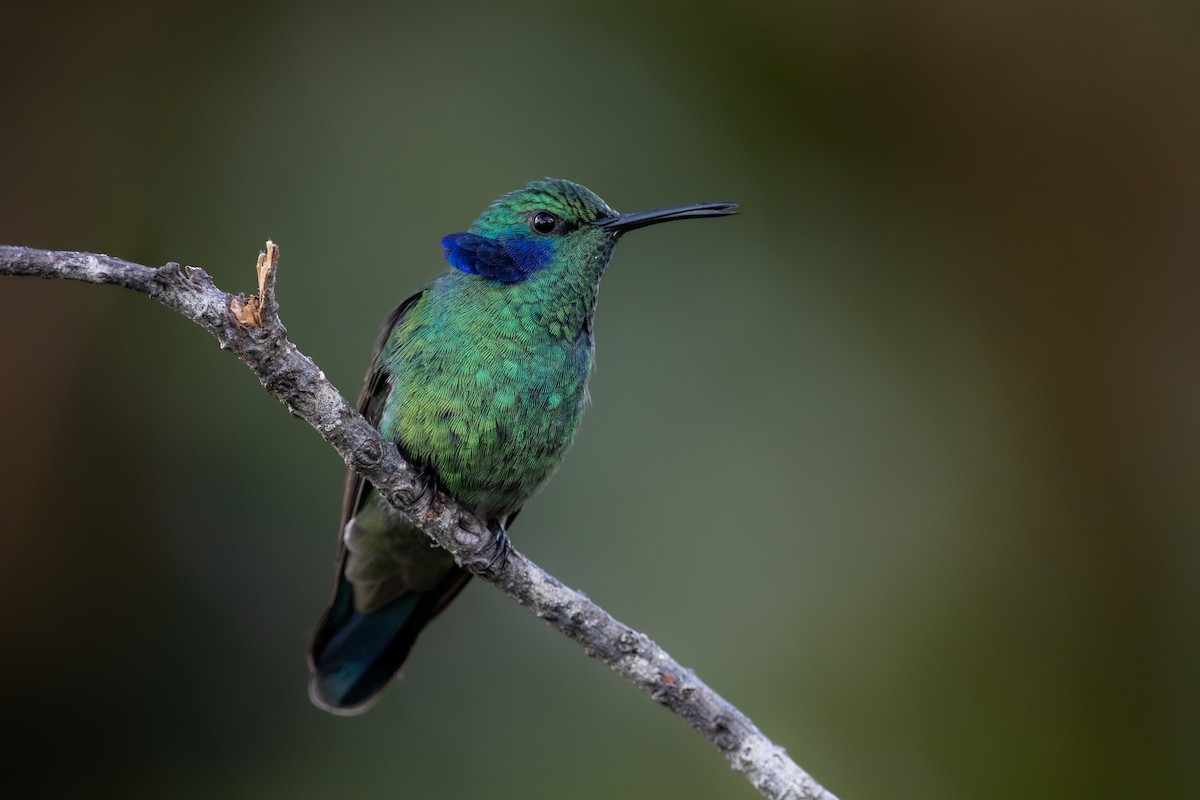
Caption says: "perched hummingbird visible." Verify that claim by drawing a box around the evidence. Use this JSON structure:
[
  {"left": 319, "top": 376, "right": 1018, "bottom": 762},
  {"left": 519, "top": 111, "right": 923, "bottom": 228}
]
[{"left": 308, "top": 179, "right": 736, "bottom": 714}]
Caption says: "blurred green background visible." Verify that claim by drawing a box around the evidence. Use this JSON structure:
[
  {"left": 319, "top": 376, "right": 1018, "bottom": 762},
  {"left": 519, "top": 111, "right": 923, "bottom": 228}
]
[{"left": 2, "top": 2, "right": 1197, "bottom": 798}]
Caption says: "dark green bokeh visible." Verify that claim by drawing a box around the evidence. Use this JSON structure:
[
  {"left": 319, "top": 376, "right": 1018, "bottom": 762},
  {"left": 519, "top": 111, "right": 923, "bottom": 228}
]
[{"left": 2, "top": 2, "right": 1197, "bottom": 798}]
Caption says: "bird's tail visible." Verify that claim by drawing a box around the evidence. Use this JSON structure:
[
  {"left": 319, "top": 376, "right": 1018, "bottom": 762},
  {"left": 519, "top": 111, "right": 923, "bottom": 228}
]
[{"left": 307, "top": 566, "right": 470, "bottom": 715}]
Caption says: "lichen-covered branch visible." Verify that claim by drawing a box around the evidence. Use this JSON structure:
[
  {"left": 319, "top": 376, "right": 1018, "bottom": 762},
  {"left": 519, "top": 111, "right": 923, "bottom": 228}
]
[{"left": 0, "top": 243, "right": 839, "bottom": 800}]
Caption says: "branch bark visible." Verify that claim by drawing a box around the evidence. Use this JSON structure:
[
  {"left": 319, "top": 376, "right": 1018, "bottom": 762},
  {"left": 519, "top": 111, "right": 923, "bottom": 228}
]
[{"left": 0, "top": 243, "right": 839, "bottom": 800}]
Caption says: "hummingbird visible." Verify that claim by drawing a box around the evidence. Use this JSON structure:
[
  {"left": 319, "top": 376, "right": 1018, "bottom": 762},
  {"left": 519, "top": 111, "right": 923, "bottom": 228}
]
[{"left": 308, "top": 179, "right": 736, "bottom": 714}]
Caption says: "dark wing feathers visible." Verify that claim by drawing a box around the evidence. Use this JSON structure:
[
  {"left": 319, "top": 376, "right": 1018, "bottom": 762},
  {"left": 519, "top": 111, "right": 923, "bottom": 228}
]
[{"left": 338, "top": 289, "right": 426, "bottom": 533}]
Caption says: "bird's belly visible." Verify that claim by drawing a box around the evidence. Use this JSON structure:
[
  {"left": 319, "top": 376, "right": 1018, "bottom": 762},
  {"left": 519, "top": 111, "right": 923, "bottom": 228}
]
[{"left": 381, "top": 337, "right": 592, "bottom": 516}]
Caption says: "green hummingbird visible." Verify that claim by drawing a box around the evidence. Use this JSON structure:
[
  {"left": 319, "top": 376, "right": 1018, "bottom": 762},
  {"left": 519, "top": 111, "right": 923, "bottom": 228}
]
[{"left": 308, "top": 179, "right": 736, "bottom": 714}]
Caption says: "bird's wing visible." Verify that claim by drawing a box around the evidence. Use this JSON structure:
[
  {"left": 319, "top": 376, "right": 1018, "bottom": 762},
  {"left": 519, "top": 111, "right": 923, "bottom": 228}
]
[
  {"left": 308, "top": 286, "right": 476, "bottom": 714},
  {"left": 338, "top": 289, "right": 426, "bottom": 534}
]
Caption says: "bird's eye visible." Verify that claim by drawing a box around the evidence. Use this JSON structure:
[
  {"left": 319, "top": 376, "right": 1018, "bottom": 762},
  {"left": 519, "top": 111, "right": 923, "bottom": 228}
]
[{"left": 531, "top": 211, "right": 558, "bottom": 234}]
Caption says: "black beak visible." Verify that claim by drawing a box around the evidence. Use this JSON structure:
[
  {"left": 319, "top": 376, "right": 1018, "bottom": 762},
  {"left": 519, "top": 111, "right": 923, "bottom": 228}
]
[{"left": 592, "top": 201, "right": 738, "bottom": 234}]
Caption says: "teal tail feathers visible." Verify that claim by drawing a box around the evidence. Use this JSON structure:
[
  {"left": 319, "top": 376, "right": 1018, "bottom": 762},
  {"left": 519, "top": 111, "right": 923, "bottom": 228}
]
[{"left": 308, "top": 567, "right": 470, "bottom": 715}]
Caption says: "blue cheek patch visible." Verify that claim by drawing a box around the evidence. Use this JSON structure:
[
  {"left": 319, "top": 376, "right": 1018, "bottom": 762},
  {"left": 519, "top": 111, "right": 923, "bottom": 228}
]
[{"left": 441, "top": 233, "right": 554, "bottom": 283}]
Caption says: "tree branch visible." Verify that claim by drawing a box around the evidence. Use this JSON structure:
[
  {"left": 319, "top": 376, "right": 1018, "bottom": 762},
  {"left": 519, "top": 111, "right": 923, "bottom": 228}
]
[{"left": 0, "top": 243, "right": 839, "bottom": 800}]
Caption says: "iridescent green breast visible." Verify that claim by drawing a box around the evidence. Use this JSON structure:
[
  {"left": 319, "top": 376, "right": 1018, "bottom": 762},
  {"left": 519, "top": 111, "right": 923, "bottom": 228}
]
[{"left": 377, "top": 269, "right": 594, "bottom": 516}]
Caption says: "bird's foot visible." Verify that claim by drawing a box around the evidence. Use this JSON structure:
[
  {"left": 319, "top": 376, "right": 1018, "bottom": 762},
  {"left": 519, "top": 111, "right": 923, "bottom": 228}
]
[
  {"left": 481, "top": 522, "right": 511, "bottom": 579},
  {"left": 386, "top": 462, "right": 440, "bottom": 515},
  {"left": 410, "top": 464, "right": 440, "bottom": 508}
]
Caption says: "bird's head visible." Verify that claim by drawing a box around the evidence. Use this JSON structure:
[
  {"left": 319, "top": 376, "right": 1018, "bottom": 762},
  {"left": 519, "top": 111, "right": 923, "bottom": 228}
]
[{"left": 441, "top": 179, "right": 736, "bottom": 283}]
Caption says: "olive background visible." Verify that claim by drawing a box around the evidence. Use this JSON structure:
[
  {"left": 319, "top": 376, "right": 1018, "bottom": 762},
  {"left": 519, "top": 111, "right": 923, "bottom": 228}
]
[{"left": 1, "top": 2, "right": 1197, "bottom": 798}]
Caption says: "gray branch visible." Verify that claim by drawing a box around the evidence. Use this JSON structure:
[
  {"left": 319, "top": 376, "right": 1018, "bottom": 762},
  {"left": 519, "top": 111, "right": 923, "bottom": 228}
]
[{"left": 0, "top": 243, "right": 839, "bottom": 800}]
